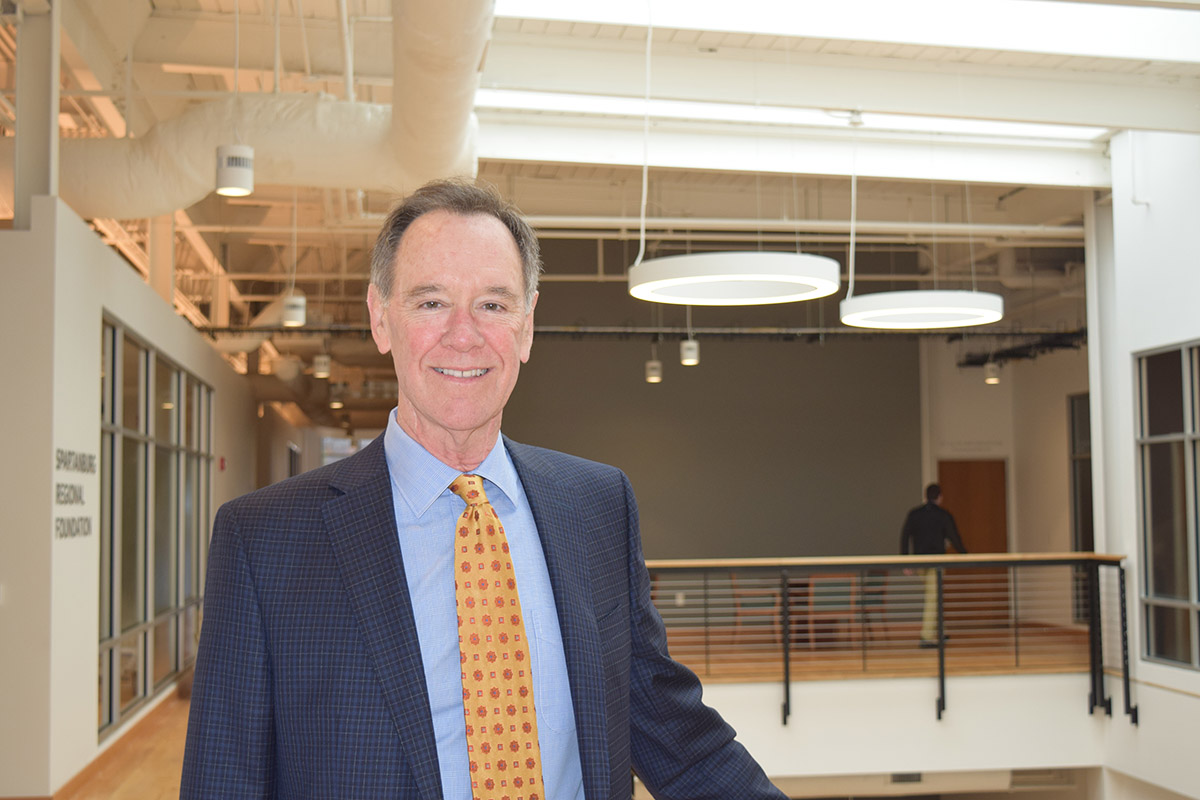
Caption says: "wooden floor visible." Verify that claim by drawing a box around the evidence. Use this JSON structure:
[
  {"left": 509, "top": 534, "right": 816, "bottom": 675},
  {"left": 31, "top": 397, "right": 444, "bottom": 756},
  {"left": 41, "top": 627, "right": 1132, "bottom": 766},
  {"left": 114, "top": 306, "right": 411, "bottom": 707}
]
[{"left": 58, "top": 692, "right": 189, "bottom": 800}]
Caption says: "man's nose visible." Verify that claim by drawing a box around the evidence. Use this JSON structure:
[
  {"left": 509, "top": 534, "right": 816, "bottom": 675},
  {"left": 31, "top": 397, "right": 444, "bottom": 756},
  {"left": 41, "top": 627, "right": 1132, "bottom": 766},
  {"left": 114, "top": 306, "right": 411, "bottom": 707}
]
[{"left": 442, "top": 307, "right": 485, "bottom": 349}]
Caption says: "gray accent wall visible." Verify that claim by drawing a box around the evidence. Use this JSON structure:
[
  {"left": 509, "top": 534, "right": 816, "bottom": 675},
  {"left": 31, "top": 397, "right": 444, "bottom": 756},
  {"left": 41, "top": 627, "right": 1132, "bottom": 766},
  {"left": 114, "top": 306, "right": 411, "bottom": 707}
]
[{"left": 503, "top": 335, "right": 921, "bottom": 559}]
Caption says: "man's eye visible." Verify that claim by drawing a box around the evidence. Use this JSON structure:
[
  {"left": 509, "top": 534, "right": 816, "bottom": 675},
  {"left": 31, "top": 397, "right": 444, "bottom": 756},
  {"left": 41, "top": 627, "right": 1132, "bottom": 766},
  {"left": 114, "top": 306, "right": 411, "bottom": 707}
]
[
  {"left": 481, "top": 302, "right": 504, "bottom": 312},
  {"left": 420, "top": 300, "right": 442, "bottom": 309}
]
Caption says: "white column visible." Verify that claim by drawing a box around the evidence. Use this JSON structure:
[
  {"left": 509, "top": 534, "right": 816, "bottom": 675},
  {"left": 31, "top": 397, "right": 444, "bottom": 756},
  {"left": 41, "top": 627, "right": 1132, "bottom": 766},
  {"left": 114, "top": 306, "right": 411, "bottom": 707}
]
[
  {"left": 13, "top": 2, "right": 61, "bottom": 230},
  {"left": 147, "top": 214, "right": 175, "bottom": 304}
]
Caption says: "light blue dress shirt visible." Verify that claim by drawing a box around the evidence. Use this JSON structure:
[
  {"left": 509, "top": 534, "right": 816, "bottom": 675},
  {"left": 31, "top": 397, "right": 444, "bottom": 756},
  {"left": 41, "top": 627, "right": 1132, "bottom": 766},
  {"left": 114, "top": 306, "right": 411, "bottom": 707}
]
[{"left": 382, "top": 414, "right": 585, "bottom": 800}]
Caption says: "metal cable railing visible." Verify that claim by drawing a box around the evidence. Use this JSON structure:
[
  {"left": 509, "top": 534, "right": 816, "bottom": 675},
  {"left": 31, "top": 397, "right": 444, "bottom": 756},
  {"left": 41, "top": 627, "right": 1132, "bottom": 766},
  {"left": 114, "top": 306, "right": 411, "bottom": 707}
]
[{"left": 646, "top": 553, "right": 1135, "bottom": 723}]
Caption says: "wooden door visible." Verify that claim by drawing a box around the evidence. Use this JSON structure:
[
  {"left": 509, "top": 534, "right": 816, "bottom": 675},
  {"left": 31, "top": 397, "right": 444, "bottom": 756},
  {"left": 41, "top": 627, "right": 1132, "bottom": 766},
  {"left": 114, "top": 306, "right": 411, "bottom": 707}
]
[
  {"left": 937, "top": 460, "right": 1009, "bottom": 631},
  {"left": 937, "top": 459, "right": 1008, "bottom": 553}
]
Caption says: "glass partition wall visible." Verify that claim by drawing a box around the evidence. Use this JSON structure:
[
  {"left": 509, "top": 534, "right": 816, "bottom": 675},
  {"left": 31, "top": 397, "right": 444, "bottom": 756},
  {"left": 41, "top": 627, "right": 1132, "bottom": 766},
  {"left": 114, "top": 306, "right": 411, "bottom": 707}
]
[{"left": 99, "top": 320, "right": 211, "bottom": 735}]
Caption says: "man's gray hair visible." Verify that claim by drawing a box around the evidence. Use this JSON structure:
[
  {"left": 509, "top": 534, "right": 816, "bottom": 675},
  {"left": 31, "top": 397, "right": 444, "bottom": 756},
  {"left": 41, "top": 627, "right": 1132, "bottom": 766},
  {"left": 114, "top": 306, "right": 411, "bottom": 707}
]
[{"left": 370, "top": 179, "right": 542, "bottom": 308}]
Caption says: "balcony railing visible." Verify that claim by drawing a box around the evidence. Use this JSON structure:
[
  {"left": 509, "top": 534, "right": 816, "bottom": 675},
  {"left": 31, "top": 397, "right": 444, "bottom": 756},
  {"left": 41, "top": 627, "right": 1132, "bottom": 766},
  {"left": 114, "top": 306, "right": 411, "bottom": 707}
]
[{"left": 645, "top": 553, "right": 1136, "bottom": 724}]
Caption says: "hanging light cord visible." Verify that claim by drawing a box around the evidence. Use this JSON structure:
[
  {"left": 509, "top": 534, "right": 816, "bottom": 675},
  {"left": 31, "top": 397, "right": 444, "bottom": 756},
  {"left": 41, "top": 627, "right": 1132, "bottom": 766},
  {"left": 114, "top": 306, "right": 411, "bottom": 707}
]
[
  {"left": 845, "top": 115, "right": 860, "bottom": 299},
  {"left": 632, "top": 14, "right": 653, "bottom": 269},
  {"left": 288, "top": 187, "right": 298, "bottom": 296},
  {"left": 965, "top": 182, "right": 978, "bottom": 293},
  {"left": 233, "top": 0, "right": 243, "bottom": 143}
]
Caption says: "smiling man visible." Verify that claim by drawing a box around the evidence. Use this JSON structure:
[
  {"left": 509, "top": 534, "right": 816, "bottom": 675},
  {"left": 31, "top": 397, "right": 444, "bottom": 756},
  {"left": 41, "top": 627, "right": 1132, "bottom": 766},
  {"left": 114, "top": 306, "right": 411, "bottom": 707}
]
[{"left": 181, "top": 180, "right": 785, "bottom": 800}]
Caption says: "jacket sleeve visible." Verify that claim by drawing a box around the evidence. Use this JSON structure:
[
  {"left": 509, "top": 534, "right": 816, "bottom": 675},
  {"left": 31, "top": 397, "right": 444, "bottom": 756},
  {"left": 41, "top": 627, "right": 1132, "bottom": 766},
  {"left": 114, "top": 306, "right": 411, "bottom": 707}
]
[
  {"left": 180, "top": 503, "right": 277, "bottom": 799},
  {"left": 899, "top": 509, "right": 914, "bottom": 555},
  {"left": 621, "top": 476, "right": 786, "bottom": 800},
  {"left": 944, "top": 512, "right": 968, "bottom": 554}
]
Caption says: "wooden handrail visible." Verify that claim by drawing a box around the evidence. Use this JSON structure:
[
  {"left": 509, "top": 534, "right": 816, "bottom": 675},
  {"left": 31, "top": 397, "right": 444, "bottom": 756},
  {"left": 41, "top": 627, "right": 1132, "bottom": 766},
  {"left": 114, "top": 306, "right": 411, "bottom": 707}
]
[{"left": 645, "top": 552, "right": 1126, "bottom": 570}]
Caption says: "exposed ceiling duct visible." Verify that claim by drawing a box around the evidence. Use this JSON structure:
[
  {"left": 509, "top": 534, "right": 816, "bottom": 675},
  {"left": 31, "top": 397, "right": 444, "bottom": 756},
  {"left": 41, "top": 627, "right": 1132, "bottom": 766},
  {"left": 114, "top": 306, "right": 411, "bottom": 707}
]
[{"left": 0, "top": 0, "right": 492, "bottom": 220}]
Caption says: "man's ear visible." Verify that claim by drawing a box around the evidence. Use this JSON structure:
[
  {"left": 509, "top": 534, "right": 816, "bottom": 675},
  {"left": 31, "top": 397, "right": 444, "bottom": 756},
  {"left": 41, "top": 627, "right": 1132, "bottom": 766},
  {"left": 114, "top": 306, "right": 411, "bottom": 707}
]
[
  {"left": 366, "top": 284, "right": 392, "bottom": 355},
  {"left": 520, "top": 291, "right": 538, "bottom": 363}
]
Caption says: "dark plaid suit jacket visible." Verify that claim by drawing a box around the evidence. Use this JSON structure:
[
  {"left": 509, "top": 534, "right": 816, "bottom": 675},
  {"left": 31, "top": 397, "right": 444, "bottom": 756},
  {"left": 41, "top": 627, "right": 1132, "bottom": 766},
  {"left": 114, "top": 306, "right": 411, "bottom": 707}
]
[{"left": 180, "top": 435, "right": 783, "bottom": 799}]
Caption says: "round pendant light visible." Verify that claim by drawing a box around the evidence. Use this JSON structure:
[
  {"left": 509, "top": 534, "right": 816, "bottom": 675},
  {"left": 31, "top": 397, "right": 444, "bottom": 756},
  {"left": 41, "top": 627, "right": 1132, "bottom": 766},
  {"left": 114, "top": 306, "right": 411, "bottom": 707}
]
[
  {"left": 629, "top": 252, "right": 841, "bottom": 306},
  {"left": 839, "top": 289, "right": 1004, "bottom": 330}
]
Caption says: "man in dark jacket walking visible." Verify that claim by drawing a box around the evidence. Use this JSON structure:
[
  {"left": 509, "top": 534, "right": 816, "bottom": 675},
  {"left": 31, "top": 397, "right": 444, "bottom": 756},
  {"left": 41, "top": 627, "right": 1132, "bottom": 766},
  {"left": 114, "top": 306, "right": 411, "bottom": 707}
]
[{"left": 900, "top": 483, "right": 968, "bottom": 647}]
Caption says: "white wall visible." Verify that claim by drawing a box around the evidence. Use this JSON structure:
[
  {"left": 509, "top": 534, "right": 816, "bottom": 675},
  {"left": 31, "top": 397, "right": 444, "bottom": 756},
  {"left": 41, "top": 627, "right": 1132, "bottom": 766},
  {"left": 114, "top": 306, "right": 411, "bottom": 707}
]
[
  {"left": 0, "top": 198, "right": 258, "bottom": 796},
  {"left": 0, "top": 209, "right": 56, "bottom": 796},
  {"left": 1089, "top": 131, "right": 1200, "bottom": 800}
]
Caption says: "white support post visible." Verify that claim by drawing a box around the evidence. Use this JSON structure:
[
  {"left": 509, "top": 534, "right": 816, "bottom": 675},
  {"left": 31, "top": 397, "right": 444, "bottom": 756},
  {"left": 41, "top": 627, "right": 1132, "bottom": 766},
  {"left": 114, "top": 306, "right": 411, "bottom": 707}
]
[
  {"left": 148, "top": 214, "right": 176, "bottom": 304},
  {"left": 13, "top": 1, "right": 61, "bottom": 230}
]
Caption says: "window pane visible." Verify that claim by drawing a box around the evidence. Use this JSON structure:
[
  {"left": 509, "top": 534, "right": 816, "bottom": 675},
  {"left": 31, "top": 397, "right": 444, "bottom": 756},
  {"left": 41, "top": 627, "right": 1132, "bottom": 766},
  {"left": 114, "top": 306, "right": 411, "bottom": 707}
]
[
  {"left": 100, "top": 433, "right": 113, "bottom": 641},
  {"left": 1145, "top": 441, "right": 1189, "bottom": 600},
  {"left": 120, "top": 439, "right": 144, "bottom": 631},
  {"left": 183, "top": 456, "right": 196, "bottom": 600},
  {"left": 155, "top": 357, "right": 177, "bottom": 443},
  {"left": 154, "top": 446, "right": 177, "bottom": 616},
  {"left": 122, "top": 338, "right": 143, "bottom": 432},
  {"left": 186, "top": 376, "right": 198, "bottom": 450},
  {"left": 1072, "top": 459, "right": 1094, "bottom": 552},
  {"left": 101, "top": 324, "right": 113, "bottom": 423},
  {"left": 183, "top": 606, "right": 198, "bottom": 664},
  {"left": 1144, "top": 350, "right": 1184, "bottom": 436},
  {"left": 1070, "top": 393, "right": 1091, "bottom": 456},
  {"left": 118, "top": 634, "right": 143, "bottom": 710},
  {"left": 152, "top": 618, "right": 176, "bottom": 687},
  {"left": 1148, "top": 604, "right": 1192, "bottom": 664},
  {"left": 98, "top": 650, "right": 110, "bottom": 729}
]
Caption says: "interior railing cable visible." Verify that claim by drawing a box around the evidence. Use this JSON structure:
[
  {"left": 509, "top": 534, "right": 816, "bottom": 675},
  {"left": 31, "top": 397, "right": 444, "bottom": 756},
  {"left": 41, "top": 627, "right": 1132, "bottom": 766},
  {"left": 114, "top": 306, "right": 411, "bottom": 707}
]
[{"left": 644, "top": 553, "right": 1136, "bottom": 724}]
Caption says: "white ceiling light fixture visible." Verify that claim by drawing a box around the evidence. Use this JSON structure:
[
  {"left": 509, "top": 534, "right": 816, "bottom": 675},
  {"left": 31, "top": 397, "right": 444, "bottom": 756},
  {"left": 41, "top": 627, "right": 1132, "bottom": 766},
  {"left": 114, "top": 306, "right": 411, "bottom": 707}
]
[
  {"left": 630, "top": 252, "right": 840, "bottom": 306},
  {"left": 312, "top": 353, "right": 332, "bottom": 379},
  {"left": 984, "top": 361, "right": 1001, "bottom": 385},
  {"left": 839, "top": 140, "right": 1003, "bottom": 329},
  {"left": 624, "top": 18, "right": 839, "bottom": 308},
  {"left": 679, "top": 305, "right": 699, "bottom": 365},
  {"left": 215, "top": 1, "right": 254, "bottom": 197},
  {"left": 645, "top": 340, "right": 663, "bottom": 384}
]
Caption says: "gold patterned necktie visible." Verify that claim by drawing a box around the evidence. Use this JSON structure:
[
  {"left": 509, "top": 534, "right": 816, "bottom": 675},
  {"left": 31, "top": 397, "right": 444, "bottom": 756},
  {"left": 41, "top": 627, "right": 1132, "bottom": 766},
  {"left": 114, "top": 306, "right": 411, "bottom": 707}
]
[{"left": 449, "top": 474, "right": 544, "bottom": 800}]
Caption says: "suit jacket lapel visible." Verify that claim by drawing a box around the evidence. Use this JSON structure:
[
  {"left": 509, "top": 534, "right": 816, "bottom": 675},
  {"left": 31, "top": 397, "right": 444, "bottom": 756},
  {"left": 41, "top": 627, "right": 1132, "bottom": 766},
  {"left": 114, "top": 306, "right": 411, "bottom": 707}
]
[
  {"left": 508, "top": 441, "right": 610, "bottom": 800},
  {"left": 321, "top": 440, "right": 444, "bottom": 800}
]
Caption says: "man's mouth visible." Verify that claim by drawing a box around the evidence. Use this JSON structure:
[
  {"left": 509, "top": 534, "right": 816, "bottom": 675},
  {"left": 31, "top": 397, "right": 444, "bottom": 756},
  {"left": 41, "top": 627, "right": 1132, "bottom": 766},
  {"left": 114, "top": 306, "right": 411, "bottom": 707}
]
[{"left": 434, "top": 367, "right": 489, "bottom": 378}]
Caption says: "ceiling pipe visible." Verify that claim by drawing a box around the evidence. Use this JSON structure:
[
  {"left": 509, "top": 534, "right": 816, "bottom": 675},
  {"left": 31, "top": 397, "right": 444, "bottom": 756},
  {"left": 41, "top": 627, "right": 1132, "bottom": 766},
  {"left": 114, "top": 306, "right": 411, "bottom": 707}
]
[{"left": 0, "top": 0, "right": 489, "bottom": 220}]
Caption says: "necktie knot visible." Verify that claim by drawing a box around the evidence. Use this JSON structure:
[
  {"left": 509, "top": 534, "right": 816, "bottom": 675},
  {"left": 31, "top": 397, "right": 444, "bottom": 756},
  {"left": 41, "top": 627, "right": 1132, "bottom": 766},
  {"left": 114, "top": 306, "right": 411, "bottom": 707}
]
[{"left": 450, "top": 474, "right": 489, "bottom": 506}]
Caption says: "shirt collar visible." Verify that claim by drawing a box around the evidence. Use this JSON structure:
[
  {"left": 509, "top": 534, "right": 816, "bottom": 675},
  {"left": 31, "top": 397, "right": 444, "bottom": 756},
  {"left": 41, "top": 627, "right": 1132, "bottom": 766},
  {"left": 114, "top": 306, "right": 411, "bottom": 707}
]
[{"left": 382, "top": 409, "right": 521, "bottom": 517}]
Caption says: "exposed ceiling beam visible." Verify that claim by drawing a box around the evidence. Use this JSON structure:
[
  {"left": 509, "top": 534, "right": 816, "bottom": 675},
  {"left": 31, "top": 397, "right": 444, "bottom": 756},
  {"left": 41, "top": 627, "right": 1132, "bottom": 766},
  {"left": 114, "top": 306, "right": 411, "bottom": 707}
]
[
  {"left": 494, "top": 0, "right": 1200, "bottom": 65},
  {"left": 482, "top": 37, "right": 1200, "bottom": 133},
  {"left": 477, "top": 115, "right": 1112, "bottom": 187}
]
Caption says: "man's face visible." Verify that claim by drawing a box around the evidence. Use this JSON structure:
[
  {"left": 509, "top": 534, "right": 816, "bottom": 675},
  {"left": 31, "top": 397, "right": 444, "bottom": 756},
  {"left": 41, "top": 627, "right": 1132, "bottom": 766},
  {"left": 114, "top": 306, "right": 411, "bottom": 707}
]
[{"left": 367, "top": 210, "right": 536, "bottom": 449}]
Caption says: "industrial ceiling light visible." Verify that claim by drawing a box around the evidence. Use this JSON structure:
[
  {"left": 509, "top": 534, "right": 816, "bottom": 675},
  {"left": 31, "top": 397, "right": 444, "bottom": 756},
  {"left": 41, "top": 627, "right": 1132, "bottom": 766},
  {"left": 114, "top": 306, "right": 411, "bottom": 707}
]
[
  {"left": 984, "top": 361, "right": 1001, "bottom": 385},
  {"left": 680, "top": 338, "right": 700, "bottom": 366},
  {"left": 215, "top": 6, "right": 252, "bottom": 197},
  {"left": 312, "top": 353, "right": 331, "bottom": 379},
  {"left": 216, "top": 144, "right": 254, "bottom": 197},
  {"left": 629, "top": 252, "right": 841, "bottom": 306},
  {"left": 281, "top": 294, "right": 306, "bottom": 327},
  {"left": 840, "top": 289, "right": 1004, "bottom": 329},
  {"left": 645, "top": 341, "right": 663, "bottom": 384},
  {"left": 644, "top": 358, "right": 663, "bottom": 383}
]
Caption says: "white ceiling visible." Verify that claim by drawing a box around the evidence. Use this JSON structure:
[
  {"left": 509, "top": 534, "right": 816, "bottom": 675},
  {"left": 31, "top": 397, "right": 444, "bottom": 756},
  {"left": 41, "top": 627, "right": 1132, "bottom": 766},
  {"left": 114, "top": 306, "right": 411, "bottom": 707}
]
[{"left": 3, "top": 0, "right": 1198, "bottom": 429}]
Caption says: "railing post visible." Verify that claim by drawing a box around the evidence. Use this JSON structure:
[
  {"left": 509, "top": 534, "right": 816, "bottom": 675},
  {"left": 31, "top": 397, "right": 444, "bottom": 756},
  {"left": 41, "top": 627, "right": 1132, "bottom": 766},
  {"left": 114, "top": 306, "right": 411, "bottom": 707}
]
[
  {"left": 781, "top": 569, "right": 791, "bottom": 725},
  {"left": 936, "top": 567, "right": 946, "bottom": 720},
  {"left": 1086, "top": 560, "right": 1112, "bottom": 715},
  {"left": 1118, "top": 565, "right": 1139, "bottom": 724},
  {"left": 1012, "top": 567, "right": 1021, "bottom": 668}
]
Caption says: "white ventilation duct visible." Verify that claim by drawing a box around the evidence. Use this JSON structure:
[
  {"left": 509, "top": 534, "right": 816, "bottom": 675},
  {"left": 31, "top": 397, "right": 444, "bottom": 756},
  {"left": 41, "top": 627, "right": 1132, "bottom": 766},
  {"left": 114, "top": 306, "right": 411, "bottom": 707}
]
[{"left": 0, "top": 0, "right": 491, "bottom": 220}]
